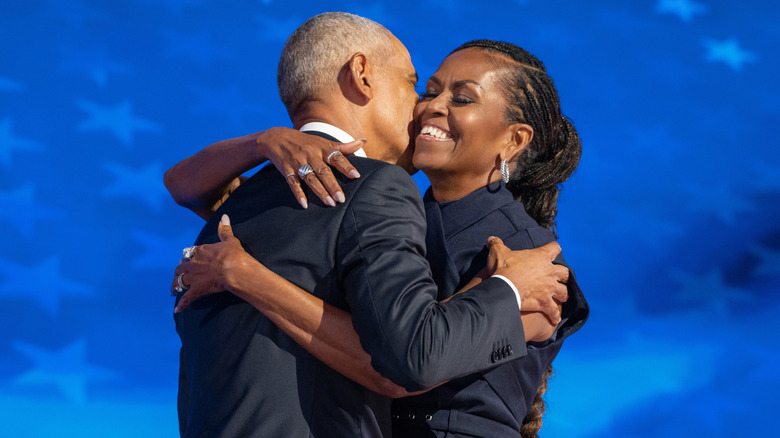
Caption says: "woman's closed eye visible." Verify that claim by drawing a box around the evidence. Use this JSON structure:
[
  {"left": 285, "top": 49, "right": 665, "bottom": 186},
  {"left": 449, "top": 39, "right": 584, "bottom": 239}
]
[
  {"left": 420, "top": 91, "right": 474, "bottom": 105},
  {"left": 451, "top": 95, "right": 475, "bottom": 105}
]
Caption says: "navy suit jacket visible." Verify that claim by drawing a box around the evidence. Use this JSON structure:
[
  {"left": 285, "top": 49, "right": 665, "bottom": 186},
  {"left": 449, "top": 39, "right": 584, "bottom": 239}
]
[
  {"left": 174, "top": 133, "right": 529, "bottom": 438},
  {"left": 392, "top": 183, "right": 589, "bottom": 438}
]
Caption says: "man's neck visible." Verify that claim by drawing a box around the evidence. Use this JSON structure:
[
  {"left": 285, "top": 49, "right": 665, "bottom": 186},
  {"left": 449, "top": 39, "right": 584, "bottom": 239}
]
[{"left": 291, "top": 99, "right": 370, "bottom": 141}]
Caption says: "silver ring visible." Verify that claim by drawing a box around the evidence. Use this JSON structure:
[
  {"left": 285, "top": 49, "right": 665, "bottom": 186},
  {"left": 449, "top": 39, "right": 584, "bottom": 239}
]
[
  {"left": 285, "top": 173, "right": 296, "bottom": 180},
  {"left": 298, "top": 163, "right": 314, "bottom": 179},
  {"left": 182, "top": 246, "right": 197, "bottom": 260},
  {"left": 326, "top": 150, "right": 343, "bottom": 164},
  {"left": 174, "top": 272, "right": 188, "bottom": 294}
]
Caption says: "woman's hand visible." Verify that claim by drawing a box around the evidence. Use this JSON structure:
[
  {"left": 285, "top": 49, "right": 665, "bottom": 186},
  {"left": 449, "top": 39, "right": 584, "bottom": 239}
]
[
  {"left": 256, "top": 127, "right": 365, "bottom": 209},
  {"left": 521, "top": 311, "right": 560, "bottom": 343},
  {"left": 172, "top": 215, "right": 249, "bottom": 313}
]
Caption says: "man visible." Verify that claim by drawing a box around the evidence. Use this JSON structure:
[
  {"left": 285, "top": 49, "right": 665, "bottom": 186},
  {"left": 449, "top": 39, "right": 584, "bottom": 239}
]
[{"left": 167, "top": 12, "right": 570, "bottom": 438}]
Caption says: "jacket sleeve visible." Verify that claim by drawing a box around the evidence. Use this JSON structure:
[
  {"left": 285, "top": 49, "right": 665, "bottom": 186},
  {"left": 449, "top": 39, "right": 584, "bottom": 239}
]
[{"left": 337, "top": 164, "right": 527, "bottom": 391}]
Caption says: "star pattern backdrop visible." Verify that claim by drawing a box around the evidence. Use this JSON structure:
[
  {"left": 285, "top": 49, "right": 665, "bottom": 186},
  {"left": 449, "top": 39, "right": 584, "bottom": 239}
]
[{"left": 1, "top": 0, "right": 778, "bottom": 436}]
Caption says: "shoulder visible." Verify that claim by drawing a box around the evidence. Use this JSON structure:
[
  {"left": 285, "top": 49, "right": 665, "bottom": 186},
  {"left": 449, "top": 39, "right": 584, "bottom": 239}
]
[
  {"left": 344, "top": 157, "right": 421, "bottom": 203},
  {"left": 493, "top": 202, "right": 557, "bottom": 250}
]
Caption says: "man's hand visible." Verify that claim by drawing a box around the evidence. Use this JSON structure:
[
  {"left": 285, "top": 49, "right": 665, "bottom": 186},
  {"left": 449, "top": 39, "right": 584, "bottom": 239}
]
[
  {"left": 257, "top": 127, "right": 364, "bottom": 209},
  {"left": 172, "top": 215, "right": 248, "bottom": 313},
  {"left": 485, "top": 237, "right": 569, "bottom": 326}
]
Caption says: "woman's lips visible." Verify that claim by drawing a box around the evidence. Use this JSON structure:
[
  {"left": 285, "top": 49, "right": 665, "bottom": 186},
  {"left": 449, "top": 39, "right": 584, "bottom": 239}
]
[{"left": 418, "top": 123, "right": 453, "bottom": 141}]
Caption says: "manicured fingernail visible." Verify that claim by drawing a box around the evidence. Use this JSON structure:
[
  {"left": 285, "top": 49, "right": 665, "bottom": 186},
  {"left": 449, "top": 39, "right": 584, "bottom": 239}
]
[
  {"left": 324, "top": 196, "right": 336, "bottom": 207},
  {"left": 221, "top": 214, "right": 230, "bottom": 226},
  {"left": 299, "top": 198, "right": 308, "bottom": 209},
  {"left": 174, "top": 306, "right": 180, "bottom": 314},
  {"left": 349, "top": 170, "right": 361, "bottom": 179},
  {"left": 335, "top": 192, "right": 345, "bottom": 203}
]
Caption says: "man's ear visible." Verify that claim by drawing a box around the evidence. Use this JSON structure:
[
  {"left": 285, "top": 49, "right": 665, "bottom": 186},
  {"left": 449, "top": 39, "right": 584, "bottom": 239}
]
[
  {"left": 502, "top": 123, "right": 533, "bottom": 162},
  {"left": 339, "top": 53, "right": 373, "bottom": 104}
]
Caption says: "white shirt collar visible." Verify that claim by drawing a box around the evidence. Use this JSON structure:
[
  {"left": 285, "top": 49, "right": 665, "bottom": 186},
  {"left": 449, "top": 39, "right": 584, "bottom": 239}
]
[{"left": 299, "top": 122, "right": 366, "bottom": 157}]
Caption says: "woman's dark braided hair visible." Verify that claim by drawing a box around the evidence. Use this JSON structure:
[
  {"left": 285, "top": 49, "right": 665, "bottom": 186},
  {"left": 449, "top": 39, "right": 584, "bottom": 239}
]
[
  {"left": 451, "top": 40, "right": 581, "bottom": 233},
  {"left": 451, "top": 40, "right": 581, "bottom": 438}
]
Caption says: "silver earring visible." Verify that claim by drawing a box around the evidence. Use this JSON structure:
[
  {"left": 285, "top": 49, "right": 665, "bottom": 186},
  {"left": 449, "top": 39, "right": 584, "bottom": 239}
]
[{"left": 500, "top": 159, "right": 509, "bottom": 183}]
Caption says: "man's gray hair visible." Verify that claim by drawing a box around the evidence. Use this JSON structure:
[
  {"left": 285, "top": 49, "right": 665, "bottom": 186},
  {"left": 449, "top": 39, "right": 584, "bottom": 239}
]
[{"left": 277, "top": 12, "right": 395, "bottom": 117}]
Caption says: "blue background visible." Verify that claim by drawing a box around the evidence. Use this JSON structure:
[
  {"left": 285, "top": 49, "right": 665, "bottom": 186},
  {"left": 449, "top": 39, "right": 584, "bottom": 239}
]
[{"left": 1, "top": 0, "right": 778, "bottom": 436}]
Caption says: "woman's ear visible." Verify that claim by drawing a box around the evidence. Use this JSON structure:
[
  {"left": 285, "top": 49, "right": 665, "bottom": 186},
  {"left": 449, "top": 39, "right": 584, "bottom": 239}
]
[
  {"left": 339, "top": 53, "right": 373, "bottom": 103},
  {"left": 502, "top": 123, "right": 533, "bottom": 162}
]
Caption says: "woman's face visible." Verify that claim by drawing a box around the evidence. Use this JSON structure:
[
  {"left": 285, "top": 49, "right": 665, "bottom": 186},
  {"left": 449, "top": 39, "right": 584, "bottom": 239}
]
[{"left": 412, "top": 48, "right": 526, "bottom": 199}]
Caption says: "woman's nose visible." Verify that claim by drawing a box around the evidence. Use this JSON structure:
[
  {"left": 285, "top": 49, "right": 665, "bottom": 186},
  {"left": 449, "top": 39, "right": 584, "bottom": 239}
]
[{"left": 425, "top": 94, "right": 448, "bottom": 116}]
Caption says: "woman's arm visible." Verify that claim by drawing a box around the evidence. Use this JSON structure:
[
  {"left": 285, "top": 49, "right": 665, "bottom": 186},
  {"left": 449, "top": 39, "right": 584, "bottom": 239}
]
[
  {"left": 174, "top": 215, "right": 414, "bottom": 398},
  {"left": 164, "top": 128, "right": 363, "bottom": 219},
  {"left": 164, "top": 132, "right": 264, "bottom": 220}
]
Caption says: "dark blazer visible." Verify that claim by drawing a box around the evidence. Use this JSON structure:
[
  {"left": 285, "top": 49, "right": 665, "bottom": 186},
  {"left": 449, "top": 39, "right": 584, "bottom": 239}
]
[
  {"left": 174, "top": 133, "right": 529, "bottom": 438},
  {"left": 392, "top": 183, "right": 589, "bottom": 437}
]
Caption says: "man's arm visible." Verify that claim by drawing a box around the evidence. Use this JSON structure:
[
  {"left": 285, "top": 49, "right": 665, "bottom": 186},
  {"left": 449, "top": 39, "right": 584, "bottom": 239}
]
[{"left": 338, "top": 164, "right": 541, "bottom": 391}]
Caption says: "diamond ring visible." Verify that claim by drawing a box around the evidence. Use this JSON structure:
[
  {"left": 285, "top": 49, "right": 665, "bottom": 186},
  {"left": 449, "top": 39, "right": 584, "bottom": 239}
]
[{"left": 182, "top": 246, "right": 197, "bottom": 260}]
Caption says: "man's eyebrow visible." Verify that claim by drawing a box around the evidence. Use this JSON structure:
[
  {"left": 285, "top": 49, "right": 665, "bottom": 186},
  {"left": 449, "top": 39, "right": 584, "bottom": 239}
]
[{"left": 409, "top": 72, "right": 418, "bottom": 85}]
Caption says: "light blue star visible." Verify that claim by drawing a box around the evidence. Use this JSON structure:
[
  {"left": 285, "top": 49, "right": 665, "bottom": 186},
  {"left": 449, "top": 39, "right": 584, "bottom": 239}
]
[
  {"left": 76, "top": 100, "right": 161, "bottom": 146},
  {"left": 13, "top": 339, "right": 115, "bottom": 405},
  {"left": 132, "top": 229, "right": 198, "bottom": 270},
  {"left": 102, "top": 161, "right": 168, "bottom": 211},
  {"left": 60, "top": 45, "right": 129, "bottom": 87},
  {"left": 0, "top": 76, "right": 23, "bottom": 92},
  {"left": 750, "top": 246, "right": 780, "bottom": 278},
  {"left": 702, "top": 38, "right": 758, "bottom": 72},
  {"left": 655, "top": 0, "right": 708, "bottom": 22},
  {"left": 0, "top": 119, "right": 44, "bottom": 166},
  {"left": 671, "top": 269, "right": 752, "bottom": 315},
  {"left": 0, "top": 257, "right": 93, "bottom": 316},
  {"left": 0, "top": 185, "right": 65, "bottom": 238}
]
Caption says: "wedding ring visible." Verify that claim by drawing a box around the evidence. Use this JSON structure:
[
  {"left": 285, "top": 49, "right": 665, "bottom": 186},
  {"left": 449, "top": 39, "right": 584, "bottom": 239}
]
[
  {"left": 326, "top": 150, "right": 343, "bottom": 164},
  {"left": 285, "top": 173, "right": 296, "bottom": 180},
  {"left": 298, "top": 163, "right": 314, "bottom": 179},
  {"left": 182, "top": 246, "right": 197, "bottom": 260}
]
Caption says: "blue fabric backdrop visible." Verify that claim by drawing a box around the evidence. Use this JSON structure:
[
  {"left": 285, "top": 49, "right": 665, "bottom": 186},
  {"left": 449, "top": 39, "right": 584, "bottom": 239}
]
[{"left": 1, "top": 1, "right": 778, "bottom": 436}]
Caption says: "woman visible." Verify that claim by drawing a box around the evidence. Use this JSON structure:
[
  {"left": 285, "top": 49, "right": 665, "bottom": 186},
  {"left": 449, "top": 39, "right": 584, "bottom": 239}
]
[{"left": 171, "top": 40, "right": 588, "bottom": 437}]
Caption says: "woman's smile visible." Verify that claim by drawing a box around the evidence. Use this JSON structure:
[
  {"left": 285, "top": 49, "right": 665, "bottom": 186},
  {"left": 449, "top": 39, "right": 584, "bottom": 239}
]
[{"left": 417, "top": 123, "right": 454, "bottom": 142}]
